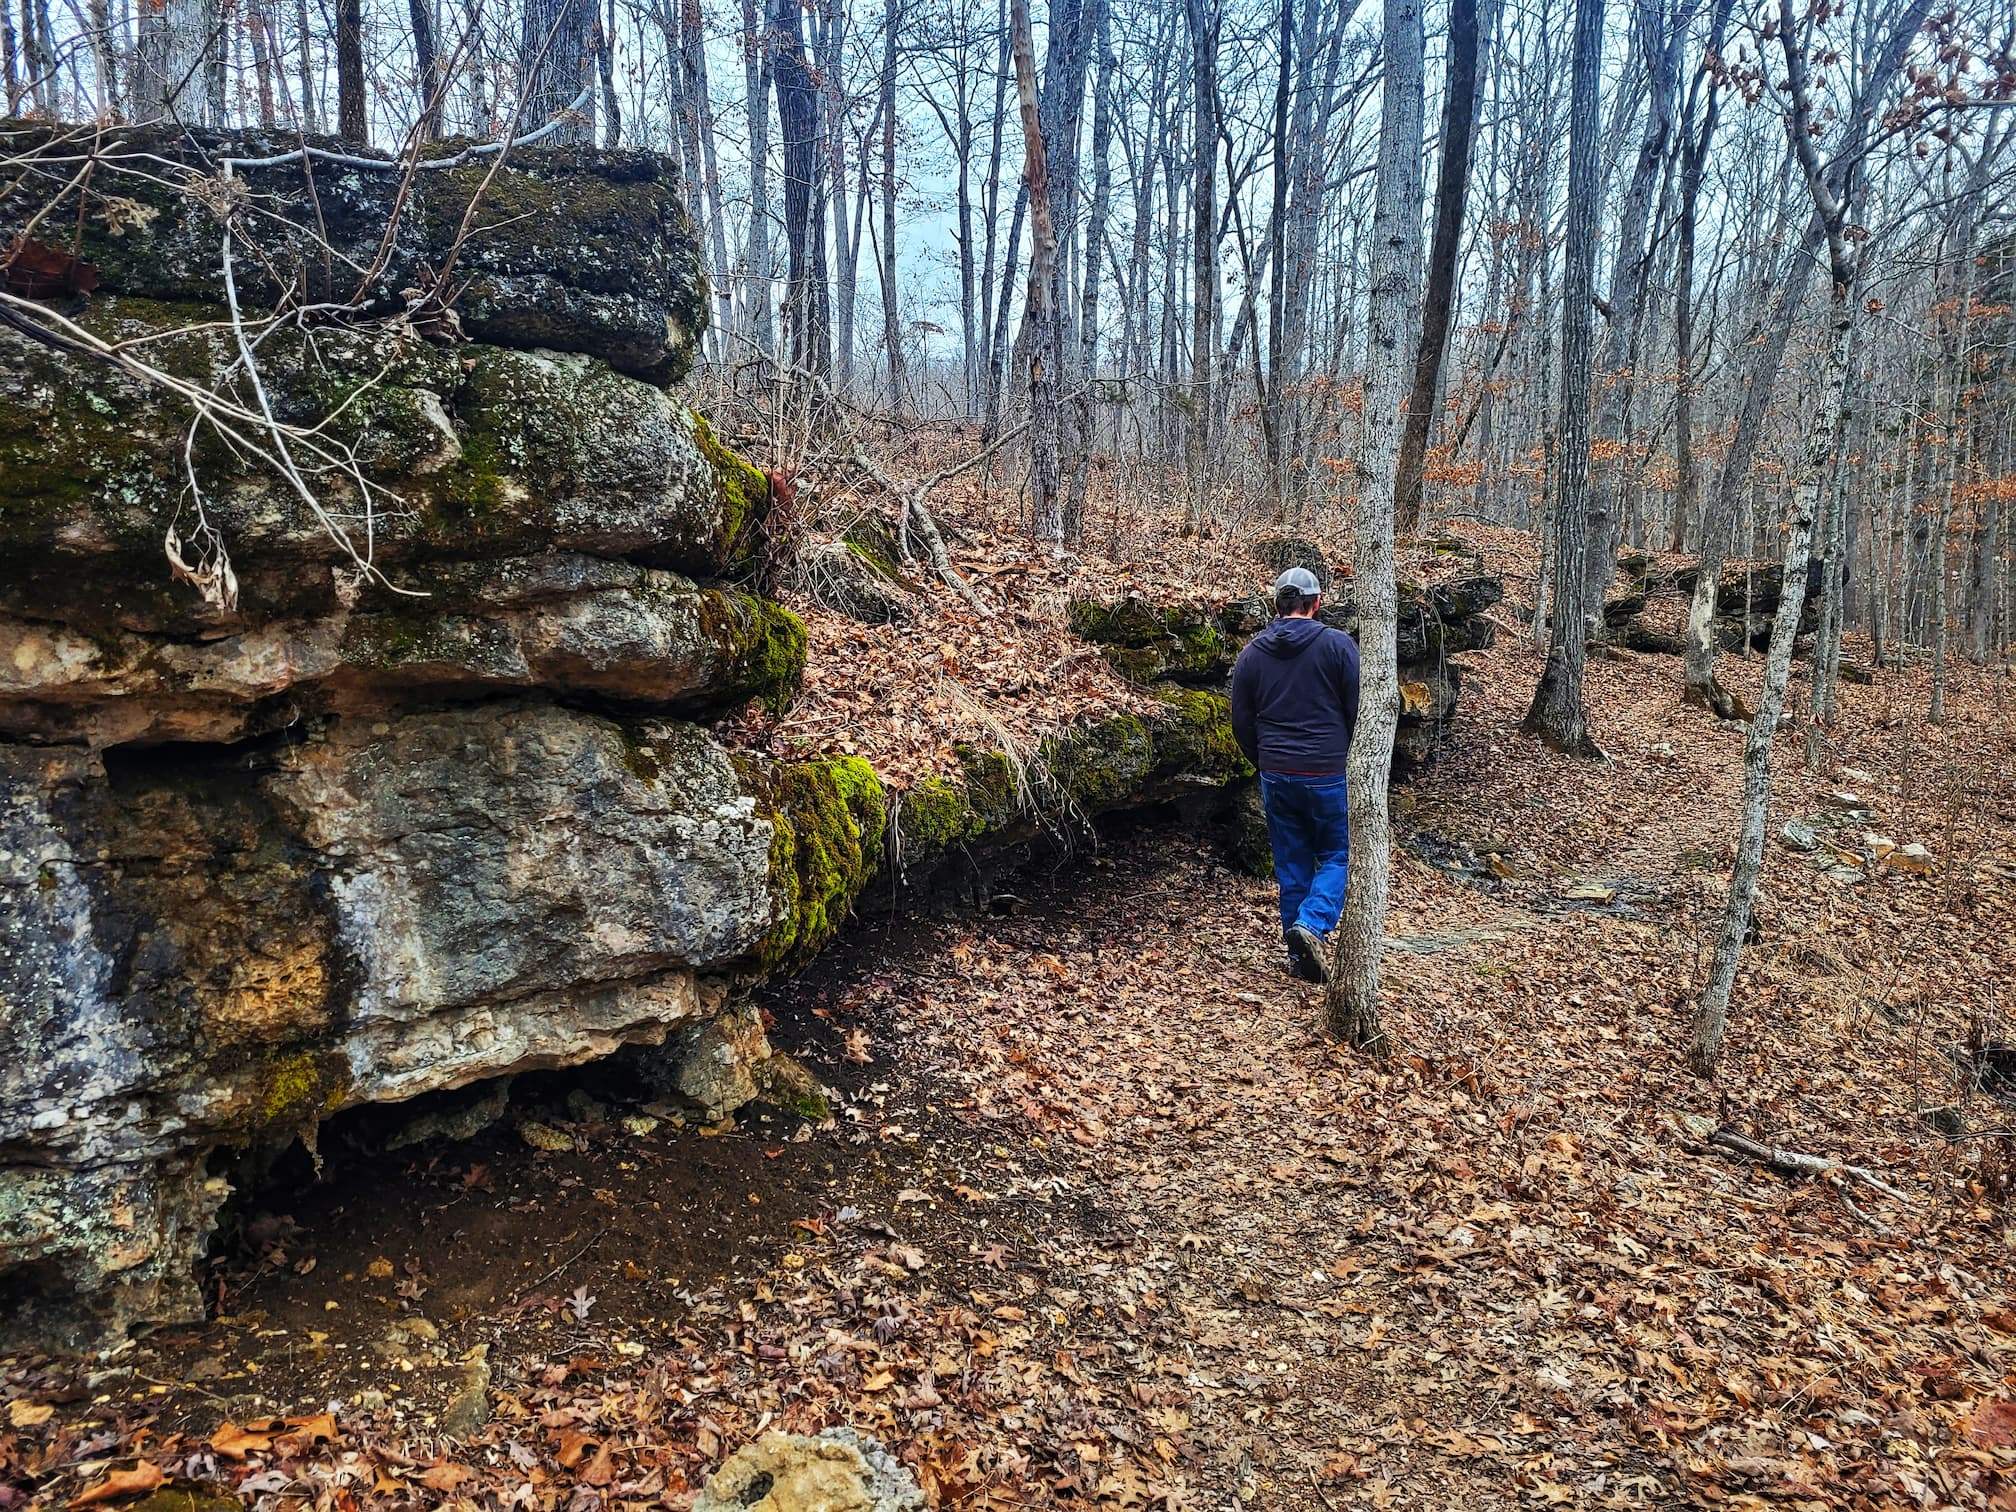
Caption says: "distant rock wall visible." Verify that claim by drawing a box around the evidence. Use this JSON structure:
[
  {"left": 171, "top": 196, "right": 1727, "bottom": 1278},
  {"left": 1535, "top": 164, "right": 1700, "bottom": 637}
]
[{"left": 1068, "top": 563, "right": 1503, "bottom": 772}]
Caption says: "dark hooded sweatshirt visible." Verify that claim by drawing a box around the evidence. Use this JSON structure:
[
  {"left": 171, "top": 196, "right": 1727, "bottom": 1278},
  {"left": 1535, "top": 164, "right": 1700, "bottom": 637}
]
[{"left": 1229, "top": 616, "right": 1362, "bottom": 776}]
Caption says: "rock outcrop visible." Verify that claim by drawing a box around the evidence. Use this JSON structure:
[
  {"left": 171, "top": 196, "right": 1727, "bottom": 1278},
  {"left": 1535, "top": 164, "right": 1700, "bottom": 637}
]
[
  {"left": 0, "top": 133, "right": 818, "bottom": 1349},
  {"left": 1602, "top": 554, "right": 1823, "bottom": 657},
  {"left": 1068, "top": 567, "right": 1503, "bottom": 771},
  {"left": 0, "top": 120, "right": 703, "bottom": 383},
  {"left": 0, "top": 133, "right": 1255, "bottom": 1350}
]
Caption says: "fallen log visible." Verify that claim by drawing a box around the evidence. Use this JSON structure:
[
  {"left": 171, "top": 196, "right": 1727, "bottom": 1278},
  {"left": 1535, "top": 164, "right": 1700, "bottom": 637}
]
[{"left": 1705, "top": 1128, "right": 1915, "bottom": 1204}]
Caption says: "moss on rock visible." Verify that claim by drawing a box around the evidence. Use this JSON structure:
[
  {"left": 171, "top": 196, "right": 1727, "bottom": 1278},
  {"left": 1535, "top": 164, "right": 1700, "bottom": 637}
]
[
  {"left": 743, "top": 755, "right": 888, "bottom": 972},
  {"left": 690, "top": 413, "right": 771, "bottom": 572},
  {"left": 890, "top": 690, "right": 1249, "bottom": 881},
  {"left": 1067, "top": 596, "right": 1230, "bottom": 683},
  {"left": 683, "top": 586, "right": 806, "bottom": 712}
]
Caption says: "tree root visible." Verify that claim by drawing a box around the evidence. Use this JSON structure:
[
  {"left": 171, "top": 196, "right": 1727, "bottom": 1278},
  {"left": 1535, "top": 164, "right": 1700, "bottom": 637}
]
[{"left": 1682, "top": 675, "right": 1754, "bottom": 722}]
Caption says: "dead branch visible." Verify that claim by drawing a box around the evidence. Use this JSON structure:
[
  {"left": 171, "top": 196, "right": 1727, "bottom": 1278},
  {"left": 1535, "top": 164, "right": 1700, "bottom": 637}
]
[{"left": 1706, "top": 1128, "right": 1916, "bottom": 1204}]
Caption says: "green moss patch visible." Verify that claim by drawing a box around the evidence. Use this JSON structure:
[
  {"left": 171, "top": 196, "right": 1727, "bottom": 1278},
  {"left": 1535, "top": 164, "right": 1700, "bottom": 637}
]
[
  {"left": 690, "top": 413, "right": 771, "bottom": 571},
  {"left": 742, "top": 755, "right": 888, "bottom": 972},
  {"left": 1067, "top": 596, "right": 1230, "bottom": 683}
]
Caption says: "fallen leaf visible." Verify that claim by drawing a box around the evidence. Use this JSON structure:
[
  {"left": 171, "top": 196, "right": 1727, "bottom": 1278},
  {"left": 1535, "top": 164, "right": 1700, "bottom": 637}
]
[{"left": 68, "top": 1463, "right": 164, "bottom": 1508}]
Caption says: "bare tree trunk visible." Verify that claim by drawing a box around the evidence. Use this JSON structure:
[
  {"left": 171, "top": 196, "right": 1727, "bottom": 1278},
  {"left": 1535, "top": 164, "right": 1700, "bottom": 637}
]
[
  {"left": 1394, "top": 0, "right": 1482, "bottom": 536},
  {"left": 1669, "top": 0, "right": 1734, "bottom": 552},
  {"left": 295, "top": 0, "right": 317, "bottom": 131},
  {"left": 1323, "top": 0, "right": 1424, "bottom": 1055},
  {"left": 1182, "top": 0, "right": 1217, "bottom": 536},
  {"left": 132, "top": 0, "right": 206, "bottom": 122},
  {"left": 1806, "top": 289, "right": 1866, "bottom": 742},
  {"left": 1520, "top": 0, "right": 1603, "bottom": 757},
  {"left": 1010, "top": 0, "right": 1063, "bottom": 542},
  {"left": 877, "top": 0, "right": 906, "bottom": 410},
  {"left": 1, "top": 0, "right": 19, "bottom": 114},
  {"left": 596, "top": 0, "right": 620, "bottom": 146},
  {"left": 1583, "top": 0, "right": 1687, "bottom": 610},
  {"left": 409, "top": 0, "right": 442, "bottom": 136},
  {"left": 772, "top": 0, "right": 830, "bottom": 377},
  {"left": 336, "top": 0, "right": 367, "bottom": 141},
  {"left": 976, "top": 0, "right": 1010, "bottom": 423},
  {"left": 1065, "top": 0, "right": 1114, "bottom": 543},
  {"left": 1682, "top": 224, "right": 1817, "bottom": 717},
  {"left": 684, "top": 0, "right": 731, "bottom": 354},
  {"left": 743, "top": 0, "right": 774, "bottom": 356},
  {"left": 86, "top": 0, "right": 116, "bottom": 115}
]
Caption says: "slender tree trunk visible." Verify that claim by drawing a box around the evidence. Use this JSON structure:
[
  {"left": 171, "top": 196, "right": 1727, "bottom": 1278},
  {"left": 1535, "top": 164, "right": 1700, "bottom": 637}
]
[
  {"left": 1, "top": 0, "right": 19, "bottom": 115},
  {"left": 1181, "top": 0, "right": 1217, "bottom": 535},
  {"left": 685, "top": 0, "right": 732, "bottom": 355},
  {"left": 596, "top": 0, "right": 620, "bottom": 146},
  {"left": 1323, "top": 0, "right": 1424, "bottom": 1054},
  {"left": 334, "top": 0, "right": 367, "bottom": 140},
  {"left": 1690, "top": 0, "right": 1933, "bottom": 1077},
  {"left": 1806, "top": 290, "right": 1865, "bottom": 741},
  {"left": 1682, "top": 224, "right": 1817, "bottom": 717},
  {"left": 743, "top": 0, "right": 775, "bottom": 356},
  {"left": 1582, "top": 0, "right": 1686, "bottom": 615},
  {"left": 1066, "top": 0, "right": 1115, "bottom": 543},
  {"left": 976, "top": 0, "right": 1010, "bottom": 424},
  {"left": 772, "top": 0, "right": 830, "bottom": 377},
  {"left": 86, "top": 0, "right": 115, "bottom": 114},
  {"left": 1520, "top": 0, "right": 1604, "bottom": 757},
  {"left": 408, "top": 0, "right": 442, "bottom": 136},
  {"left": 1394, "top": 0, "right": 1482, "bottom": 535},
  {"left": 295, "top": 0, "right": 316, "bottom": 130},
  {"left": 1669, "top": 0, "right": 1732, "bottom": 551},
  {"left": 878, "top": 0, "right": 906, "bottom": 410},
  {"left": 1010, "top": 0, "right": 1063, "bottom": 542}
]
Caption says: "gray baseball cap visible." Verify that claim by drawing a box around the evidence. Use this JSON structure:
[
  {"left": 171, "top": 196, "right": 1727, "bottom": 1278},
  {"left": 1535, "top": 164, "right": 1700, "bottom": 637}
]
[{"left": 1272, "top": 566, "right": 1322, "bottom": 597}]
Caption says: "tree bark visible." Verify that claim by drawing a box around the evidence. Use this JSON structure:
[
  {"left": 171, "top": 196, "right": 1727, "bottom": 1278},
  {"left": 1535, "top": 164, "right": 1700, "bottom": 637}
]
[
  {"left": 520, "top": 0, "right": 591, "bottom": 143},
  {"left": 1182, "top": 0, "right": 1217, "bottom": 536},
  {"left": 1322, "top": 0, "right": 1423, "bottom": 1055},
  {"left": 742, "top": 0, "right": 774, "bottom": 356},
  {"left": 1519, "top": 0, "right": 1603, "bottom": 757},
  {"left": 409, "top": 0, "right": 442, "bottom": 137},
  {"left": 878, "top": 0, "right": 906, "bottom": 410},
  {"left": 1009, "top": 0, "right": 1063, "bottom": 542},
  {"left": 772, "top": 0, "right": 830, "bottom": 378},
  {"left": 1065, "top": 0, "right": 1115, "bottom": 543},
  {"left": 1393, "top": 0, "right": 1482, "bottom": 536},
  {"left": 1689, "top": 0, "right": 1935, "bottom": 1077},
  {"left": 1581, "top": 0, "right": 1687, "bottom": 612}
]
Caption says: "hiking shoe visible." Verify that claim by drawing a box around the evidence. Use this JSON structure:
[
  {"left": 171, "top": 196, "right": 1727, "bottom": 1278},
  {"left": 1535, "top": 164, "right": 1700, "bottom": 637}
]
[
  {"left": 1285, "top": 924, "right": 1332, "bottom": 983},
  {"left": 1285, "top": 950, "right": 1325, "bottom": 983}
]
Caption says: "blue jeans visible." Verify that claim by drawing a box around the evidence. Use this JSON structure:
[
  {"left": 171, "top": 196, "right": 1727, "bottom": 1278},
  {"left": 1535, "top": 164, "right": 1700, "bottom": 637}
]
[{"left": 1261, "top": 772, "right": 1350, "bottom": 941}]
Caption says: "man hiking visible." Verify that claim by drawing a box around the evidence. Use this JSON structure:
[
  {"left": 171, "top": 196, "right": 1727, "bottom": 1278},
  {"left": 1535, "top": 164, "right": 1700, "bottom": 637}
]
[{"left": 1229, "top": 566, "right": 1361, "bottom": 984}]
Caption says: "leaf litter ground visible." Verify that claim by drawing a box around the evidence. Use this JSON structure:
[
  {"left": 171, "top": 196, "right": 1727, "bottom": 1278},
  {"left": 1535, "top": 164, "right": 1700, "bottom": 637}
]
[{"left": 7, "top": 522, "right": 2016, "bottom": 1512}]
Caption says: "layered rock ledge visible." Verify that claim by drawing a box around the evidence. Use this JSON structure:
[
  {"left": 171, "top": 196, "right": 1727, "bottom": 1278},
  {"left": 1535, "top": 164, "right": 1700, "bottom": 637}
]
[{"left": 0, "top": 137, "right": 1256, "bottom": 1350}]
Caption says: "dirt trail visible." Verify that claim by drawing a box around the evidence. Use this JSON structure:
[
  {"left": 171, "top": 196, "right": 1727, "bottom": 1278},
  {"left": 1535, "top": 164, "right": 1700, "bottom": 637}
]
[{"left": 12, "top": 635, "right": 2016, "bottom": 1511}]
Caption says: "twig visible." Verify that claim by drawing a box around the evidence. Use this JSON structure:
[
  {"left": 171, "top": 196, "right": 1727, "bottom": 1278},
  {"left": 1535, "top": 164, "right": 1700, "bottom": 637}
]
[{"left": 1706, "top": 1128, "right": 1916, "bottom": 1204}]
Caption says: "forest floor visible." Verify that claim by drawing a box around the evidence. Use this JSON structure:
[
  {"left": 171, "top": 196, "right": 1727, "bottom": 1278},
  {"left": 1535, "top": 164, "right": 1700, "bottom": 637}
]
[{"left": 8, "top": 510, "right": 2016, "bottom": 1512}]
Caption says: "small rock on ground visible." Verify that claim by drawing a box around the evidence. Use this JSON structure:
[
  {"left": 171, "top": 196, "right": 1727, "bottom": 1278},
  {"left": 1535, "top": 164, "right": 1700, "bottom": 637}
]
[{"left": 693, "top": 1427, "right": 924, "bottom": 1512}]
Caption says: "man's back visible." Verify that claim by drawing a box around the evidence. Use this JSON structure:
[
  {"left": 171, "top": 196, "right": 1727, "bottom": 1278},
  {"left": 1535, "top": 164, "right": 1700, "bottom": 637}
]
[{"left": 1229, "top": 617, "right": 1362, "bottom": 776}]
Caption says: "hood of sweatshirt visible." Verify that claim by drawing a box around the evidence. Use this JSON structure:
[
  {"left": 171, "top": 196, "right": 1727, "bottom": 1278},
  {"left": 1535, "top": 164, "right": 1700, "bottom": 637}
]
[{"left": 1253, "top": 615, "right": 1329, "bottom": 659}]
